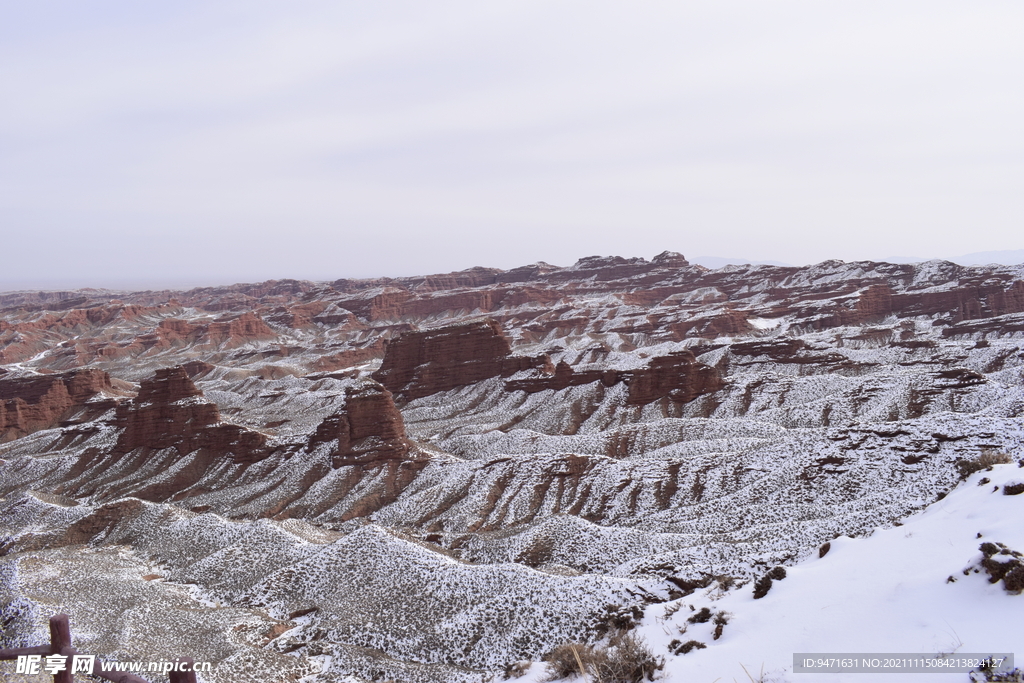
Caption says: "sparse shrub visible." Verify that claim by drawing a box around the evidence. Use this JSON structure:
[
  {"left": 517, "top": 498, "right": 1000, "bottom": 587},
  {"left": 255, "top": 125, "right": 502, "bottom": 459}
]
[
  {"left": 997, "top": 543, "right": 1020, "bottom": 557},
  {"left": 956, "top": 459, "right": 985, "bottom": 479},
  {"left": 542, "top": 643, "right": 591, "bottom": 680},
  {"left": 970, "top": 664, "right": 1024, "bottom": 682},
  {"left": 1004, "top": 565, "right": 1024, "bottom": 594},
  {"left": 504, "top": 660, "right": 532, "bottom": 679},
  {"left": 980, "top": 542, "right": 1000, "bottom": 557},
  {"left": 594, "top": 603, "right": 644, "bottom": 638},
  {"left": 671, "top": 639, "right": 706, "bottom": 655},
  {"left": 958, "top": 452, "right": 1013, "bottom": 479},
  {"left": 767, "top": 566, "right": 787, "bottom": 581},
  {"left": 819, "top": 542, "right": 831, "bottom": 558},
  {"left": 610, "top": 604, "right": 644, "bottom": 629},
  {"left": 714, "top": 574, "right": 736, "bottom": 590},
  {"left": 752, "top": 575, "right": 773, "bottom": 599},
  {"left": 979, "top": 451, "right": 1013, "bottom": 468},
  {"left": 687, "top": 607, "right": 712, "bottom": 624},
  {"left": 1003, "top": 482, "right": 1024, "bottom": 496},
  {"left": 980, "top": 557, "right": 1016, "bottom": 583},
  {"left": 546, "top": 635, "right": 664, "bottom": 682},
  {"left": 665, "top": 574, "right": 713, "bottom": 598},
  {"left": 712, "top": 612, "right": 730, "bottom": 641},
  {"left": 977, "top": 542, "right": 1024, "bottom": 593},
  {"left": 599, "top": 633, "right": 665, "bottom": 681}
]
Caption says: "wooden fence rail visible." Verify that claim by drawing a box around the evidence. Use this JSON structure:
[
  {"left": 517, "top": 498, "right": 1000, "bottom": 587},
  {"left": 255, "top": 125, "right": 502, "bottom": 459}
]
[{"left": 0, "top": 614, "right": 197, "bottom": 683}]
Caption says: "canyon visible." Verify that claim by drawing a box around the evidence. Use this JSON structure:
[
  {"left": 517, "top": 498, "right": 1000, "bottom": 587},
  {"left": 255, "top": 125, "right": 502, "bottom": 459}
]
[{"left": 1, "top": 252, "right": 1023, "bottom": 682}]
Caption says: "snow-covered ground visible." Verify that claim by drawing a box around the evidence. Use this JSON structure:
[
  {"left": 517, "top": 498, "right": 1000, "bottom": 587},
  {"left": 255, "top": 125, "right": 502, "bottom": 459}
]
[{"left": 516, "top": 462, "right": 1024, "bottom": 683}]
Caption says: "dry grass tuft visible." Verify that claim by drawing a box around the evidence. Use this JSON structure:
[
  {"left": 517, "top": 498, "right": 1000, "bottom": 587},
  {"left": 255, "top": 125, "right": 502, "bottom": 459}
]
[
  {"left": 543, "top": 634, "right": 664, "bottom": 682},
  {"left": 958, "top": 451, "right": 1013, "bottom": 479},
  {"left": 542, "top": 643, "right": 591, "bottom": 680}
]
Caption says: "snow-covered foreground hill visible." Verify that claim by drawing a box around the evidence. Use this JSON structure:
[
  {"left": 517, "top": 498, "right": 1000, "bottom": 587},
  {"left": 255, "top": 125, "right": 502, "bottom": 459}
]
[{"left": 515, "top": 463, "right": 1024, "bottom": 683}]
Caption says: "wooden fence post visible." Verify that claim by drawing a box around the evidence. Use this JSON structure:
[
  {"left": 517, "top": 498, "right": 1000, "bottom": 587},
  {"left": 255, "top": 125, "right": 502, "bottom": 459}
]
[
  {"left": 169, "top": 658, "right": 198, "bottom": 683},
  {"left": 48, "top": 615, "right": 73, "bottom": 683}
]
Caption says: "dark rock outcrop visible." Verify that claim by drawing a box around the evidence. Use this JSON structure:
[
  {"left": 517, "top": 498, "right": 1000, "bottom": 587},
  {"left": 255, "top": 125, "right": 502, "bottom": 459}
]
[
  {"left": 309, "top": 382, "right": 413, "bottom": 467},
  {"left": 505, "top": 361, "right": 618, "bottom": 393},
  {"left": 372, "top": 320, "right": 550, "bottom": 399},
  {"left": 623, "top": 350, "right": 725, "bottom": 405},
  {"left": 505, "top": 350, "right": 723, "bottom": 405}
]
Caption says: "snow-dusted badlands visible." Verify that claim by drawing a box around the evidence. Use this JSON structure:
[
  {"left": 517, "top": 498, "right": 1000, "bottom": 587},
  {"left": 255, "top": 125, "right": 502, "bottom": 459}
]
[{"left": 1, "top": 253, "right": 1023, "bottom": 682}]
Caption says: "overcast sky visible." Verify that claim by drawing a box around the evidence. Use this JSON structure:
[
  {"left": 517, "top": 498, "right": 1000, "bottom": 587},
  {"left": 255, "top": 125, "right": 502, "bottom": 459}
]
[{"left": 2, "top": 1, "right": 1023, "bottom": 290}]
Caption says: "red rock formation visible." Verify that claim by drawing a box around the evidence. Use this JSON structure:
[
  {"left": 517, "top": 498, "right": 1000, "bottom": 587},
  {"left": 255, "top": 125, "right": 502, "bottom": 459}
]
[
  {"left": 309, "top": 382, "right": 413, "bottom": 467},
  {"left": 308, "top": 339, "right": 387, "bottom": 373},
  {"left": 505, "top": 361, "right": 617, "bottom": 393},
  {"left": 399, "top": 290, "right": 501, "bottom": 319},
  {"left": 495, "top": 261, "right": 561, "bottom": 283},
  {"left": 113, "top": 367, "right": 267, "bottom": 461},
  {"left": 156, "top": 318, "right": 200, "bottom": 343},
  {"left": 651, "top": 250, "right": 691, "bottom": 268},
  {"left": 884, "top": 277, "right": 1024, "bottom": 322},
  {"left": 413, "top": 266, "right": 503, "bottom": 291},
  {"left": 263, "top": 301, "right": 330, "bottom": 328},
  {"left": 850, "top": 284, "right": 894, "bottom": 323},
  {"left": 941, "top": 313, "right": 1024, "bottom": 338},
  {"left": 0, "top": 369, "right": 113, "bottom": 442},
  {"left": 180, "top": 360, "right": 216, "bottom": 379},
  {"left": 729, "top": 338, "right": 871, "bottom": 373},
  {"left": 373, "top": 320, "right": 549, "bottom": 399},
  {"left": 622, "top": 350, "right": 724, "bottom": 404},
  {"left": 506, "top": 351, "right": 723, "bottom": 405},
  {"left": 5, "top": 255, "right": 1023, "bottom": 379},
  {"left": 664, "top": 308, "right": 752, "bottom": 339},
  {"left": 337, "top": 288, "right": 415, "bottom": 321},
  {"left": 204, "top": 311, "right": 276, "bottom": 345},
  {"left": 731, "top": 339, "right": 807, "bottom": 359}
]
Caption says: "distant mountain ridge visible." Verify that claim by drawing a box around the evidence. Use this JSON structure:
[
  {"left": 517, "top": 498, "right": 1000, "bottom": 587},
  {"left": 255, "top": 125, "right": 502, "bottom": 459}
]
[
  {"left": 951, "top": 248, "right": 1024, "bottom": 266},
  {"left": 697, "top": 249, "right": 1024, "bottom": 269},
  {"left": 873, "top": 249, "right": 1024, "bottom": 267},
  {"left": 690, "top": 256, "right": 794, "bottom": 268}
]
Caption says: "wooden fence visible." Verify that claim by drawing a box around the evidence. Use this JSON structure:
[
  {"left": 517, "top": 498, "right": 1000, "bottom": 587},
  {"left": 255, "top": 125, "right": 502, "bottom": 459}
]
[{"left": 0, "top": 614, "right": 197, "bottom": 683}]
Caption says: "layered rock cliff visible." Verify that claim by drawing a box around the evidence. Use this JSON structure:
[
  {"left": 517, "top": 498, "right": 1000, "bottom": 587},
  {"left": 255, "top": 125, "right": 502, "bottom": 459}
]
[
  {"left": 112, "top": 366, "right": 268, "bottom": 461},
  {"left": 0, "top": 368, "right": 115, "bottom": 441},
  {"left": 372, "top": 319, "right": 551, "bottom": 399}
]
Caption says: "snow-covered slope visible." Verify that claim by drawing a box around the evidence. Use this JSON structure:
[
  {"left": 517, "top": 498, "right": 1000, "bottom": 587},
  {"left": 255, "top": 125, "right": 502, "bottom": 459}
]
[{"left": 514, "top": 462, "right": 1024, "bottom": 682}]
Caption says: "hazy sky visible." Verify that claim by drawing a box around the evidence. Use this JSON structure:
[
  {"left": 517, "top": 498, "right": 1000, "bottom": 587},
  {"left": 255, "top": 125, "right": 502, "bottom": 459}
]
[{"left": 2, "top": 1, "right": 1023, "bottom": 290}]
